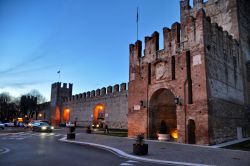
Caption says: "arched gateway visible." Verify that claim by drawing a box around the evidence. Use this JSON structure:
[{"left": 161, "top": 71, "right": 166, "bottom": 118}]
[{"left": 149, "top": 88, "right": 177, "bottom": 139}]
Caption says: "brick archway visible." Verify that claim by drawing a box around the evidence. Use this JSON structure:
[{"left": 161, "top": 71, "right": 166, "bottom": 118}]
[
  {"left": 93, "top": 104, "right": 105, "bottom": 125},
  {"left": 63, "top": 108, "right": 70, "bottom": 122},
  {"left": 149, "top": 88, "right": 177, "bottom": 139}
]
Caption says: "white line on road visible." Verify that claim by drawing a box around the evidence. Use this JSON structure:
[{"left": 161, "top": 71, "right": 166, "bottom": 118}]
[
  {"left": 120, "top": 163, "right": 134, "bottom": 166},
  {"left": 127, "top": 160, "right": 138, "bottom": 163},
  {"left": 0, "top": 148, "right": 10, "bottom": 155}
]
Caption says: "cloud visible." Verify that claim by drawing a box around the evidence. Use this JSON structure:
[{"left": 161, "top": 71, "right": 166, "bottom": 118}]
[{"left": 0, "top": 80, "right": 51, "bottom": 89}]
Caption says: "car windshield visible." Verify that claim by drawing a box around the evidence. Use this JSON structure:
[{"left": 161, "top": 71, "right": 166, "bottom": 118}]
[{"left": 39, "top": 122, "right": 49, "bottom": 126}]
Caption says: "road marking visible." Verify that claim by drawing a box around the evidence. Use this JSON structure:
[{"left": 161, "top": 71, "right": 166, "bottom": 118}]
[
  {"left": 120, "top": 163, "right": 134, "bottom": 166},
  {"left": 0, "top": 148, "right": 10, "bottom": 155},
  {"left": 54, "top": 134, "right": 62, "bottom": 137},
  {"left": 16, "top": 137, "right": 25, "bottom": 140},
  {"left": 127, "top": 160, "right": 138, "bottom": 163},
  {"left": 0, "top": 132, "right": 61, "bottom": 140}
]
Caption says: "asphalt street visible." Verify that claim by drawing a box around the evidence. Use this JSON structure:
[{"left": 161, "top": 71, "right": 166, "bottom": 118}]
[{"left": 0, "top": 129, "right": 169, "bottom": 166}]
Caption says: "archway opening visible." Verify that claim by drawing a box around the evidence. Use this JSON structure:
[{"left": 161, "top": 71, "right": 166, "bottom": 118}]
[
  {"left": 93, "top": 104, "right": 105, "bottom": 126},
  {"left": 149, "top": 88, "right": 177, "bottom": 140},
  {"left": 188, "top": 119, "right": 196, "bottom": 144},
  {"left": 63, "top": 108, "right": 70, "bottom": 122},
  {"left": 55, "top": 106, "right": 60, "bottom": 124}
]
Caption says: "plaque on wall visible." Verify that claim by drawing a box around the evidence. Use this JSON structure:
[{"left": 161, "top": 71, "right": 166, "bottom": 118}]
[
  {"left": 193, "top": 54, "right": 202, "bottom": 66},
  {"left": 155, "top": 62, "right": 168, "bottom": 80}
]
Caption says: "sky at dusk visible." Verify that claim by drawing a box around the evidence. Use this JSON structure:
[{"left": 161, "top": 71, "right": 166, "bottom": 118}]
[{"left": 0, "top": 0, "right": 189, "bottom": 101}]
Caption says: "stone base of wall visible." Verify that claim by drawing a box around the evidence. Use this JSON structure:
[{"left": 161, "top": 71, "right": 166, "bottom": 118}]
[{"left": 209, "top": 98, "right": 250, "bottom": 145}]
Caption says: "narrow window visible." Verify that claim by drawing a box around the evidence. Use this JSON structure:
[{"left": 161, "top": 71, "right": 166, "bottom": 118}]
[
  {"left": 186, "top": 51, "right": 193, "bottom": 104},
  {"left": 247, "top": 61, "right": 250, "bottom": 82},
  {"left": 148, "top": 63, "right": 151, "bottom": 84},
  {"left": 172, "top": 56, "right": 176, "bottom": 80}
]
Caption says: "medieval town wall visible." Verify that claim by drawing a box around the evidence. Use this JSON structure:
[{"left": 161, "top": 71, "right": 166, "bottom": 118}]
[{"left": 62, "top": 83, "right": 128, "bottom": 129}]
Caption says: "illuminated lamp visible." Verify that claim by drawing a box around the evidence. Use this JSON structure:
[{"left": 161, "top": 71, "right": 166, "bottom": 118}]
[{"left": 171, "top": 129, "right": 178, "bottom": 139}]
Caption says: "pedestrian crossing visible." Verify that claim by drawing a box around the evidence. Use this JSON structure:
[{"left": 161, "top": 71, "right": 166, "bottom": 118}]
[{"left": 0, "top": 132, "right": 63, "bottom": 140}]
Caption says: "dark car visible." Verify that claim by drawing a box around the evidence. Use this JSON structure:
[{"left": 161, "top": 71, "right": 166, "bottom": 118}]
[{"left": 32, "top": 122, "right": 54, "bottom": 132}]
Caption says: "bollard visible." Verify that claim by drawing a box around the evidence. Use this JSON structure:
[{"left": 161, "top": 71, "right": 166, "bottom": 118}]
[{"left": 67, "top": 126, "right": 76, "bottom": 139}]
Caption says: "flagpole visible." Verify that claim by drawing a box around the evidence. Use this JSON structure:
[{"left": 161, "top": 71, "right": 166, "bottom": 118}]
[
  {"left": 57, "top": 69, "right": 61, "bottom": 82},
  {"left": 137, "top": 7, "right": 139, "bottom": 41}
]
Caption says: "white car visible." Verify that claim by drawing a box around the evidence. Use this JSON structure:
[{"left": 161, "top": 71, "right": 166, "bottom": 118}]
[
  {"left": 0, "top": 121, "right": 5, "bottom": 129},
  {"left": 4, "top": 122, "right": 14, "bottom": 127},
  {"left": 66, "top": 122, "right": 75, "bottom": 127}
]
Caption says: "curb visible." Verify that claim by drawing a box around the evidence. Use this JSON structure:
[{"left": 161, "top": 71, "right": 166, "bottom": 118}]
[{"left": 59, "top": 137, "right": 213, "bottom": 166}]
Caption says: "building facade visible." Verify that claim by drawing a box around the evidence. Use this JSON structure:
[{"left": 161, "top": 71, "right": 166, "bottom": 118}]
[
  {"left": 49, "top": 82, "right": 128, "bottom": 129},
  {"left": 128, "top": 0, "right": 250, "bottom": 145}
]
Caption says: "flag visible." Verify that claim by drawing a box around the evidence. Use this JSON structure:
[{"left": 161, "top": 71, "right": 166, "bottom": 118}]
[{"left": 57, "top": 70, "right": 60, "bottom": 74}]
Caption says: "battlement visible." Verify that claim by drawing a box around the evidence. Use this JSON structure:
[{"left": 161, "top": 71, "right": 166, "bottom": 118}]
[
  {"left": 63, "top": 83, "right": 127, "bottom": 102},
  {"left": 21, "top": 95, "right": 37, "bottom": 102},
  {"left": 129, "top": 9, "right": 208, "bottom": 64},
  {"left": 51, "top": 82, "right": 72, "bottom": 90}
]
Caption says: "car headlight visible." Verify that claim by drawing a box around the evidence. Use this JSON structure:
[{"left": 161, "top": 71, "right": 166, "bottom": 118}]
[
  {"left": 96, "top": 124, "right": 99, "bottom": 128},
  {"left": 51, "top": 126, "right": 54, "bottom": 129},
  {"left": 41, "top": 126, "right": 47, "bottom": 130}
]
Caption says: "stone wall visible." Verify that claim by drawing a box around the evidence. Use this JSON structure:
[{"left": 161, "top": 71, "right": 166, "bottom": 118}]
[
  {"left": 62, "top": 83, "right": 128, "bottom": 129},
  {"left": 203, "top": 12, "right": 249, "bottom": 144}
]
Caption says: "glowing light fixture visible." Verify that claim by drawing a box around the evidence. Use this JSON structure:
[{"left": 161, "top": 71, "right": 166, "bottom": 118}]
[{"left": 171, "top": 129, "right": 178, "bottom": 139}]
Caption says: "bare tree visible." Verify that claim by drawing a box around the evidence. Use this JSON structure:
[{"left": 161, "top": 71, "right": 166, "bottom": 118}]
[
  {"left": 0, "top": 92, "right": 18, "bottom": 122},
  {"left": 26, "top": 89, "right": 47, "bottom": 104}
]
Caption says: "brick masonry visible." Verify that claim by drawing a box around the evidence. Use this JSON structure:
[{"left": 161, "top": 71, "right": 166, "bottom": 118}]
[{"left": 128, "top": 0, "right": 250, "bottom": 145}]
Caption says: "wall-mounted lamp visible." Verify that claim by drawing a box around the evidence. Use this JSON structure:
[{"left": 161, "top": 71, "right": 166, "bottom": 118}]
[
  {"left": 174, "top": 96, "right": 182, "bottom": 106},
  {"left": 139, "top": 100, "right": 144, "bottom": 106}
]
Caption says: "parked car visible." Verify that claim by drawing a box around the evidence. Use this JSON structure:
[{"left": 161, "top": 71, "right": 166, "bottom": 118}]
[
  {"left": 32, "top": 122, "right": 54, "bottom": 132},
  {"left": 66, "top": 121, "right": 75, "bottom": 127},
  {"left": 0, "top": 121, "right": 5, "bottom": 129},
  {"left": 4, "top": 122, "right": 14, "bottom": 127}
]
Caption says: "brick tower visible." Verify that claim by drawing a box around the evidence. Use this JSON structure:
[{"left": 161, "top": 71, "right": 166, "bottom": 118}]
[{"left": 50, "top": 82, "right": 72, "bottom": 125}]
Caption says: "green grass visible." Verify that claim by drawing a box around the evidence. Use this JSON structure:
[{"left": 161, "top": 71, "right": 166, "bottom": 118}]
[
  {"left": 223, "top": 140, "right": 250, "bottom": 151},
  {"left": 93, "top": 129, "right": 128, "bottom": 137}
]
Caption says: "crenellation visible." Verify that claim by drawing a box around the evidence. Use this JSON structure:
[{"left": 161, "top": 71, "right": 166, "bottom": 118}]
[
  {"left": 113, "top": 84, "right": 119, "bottom": 92},
  {"left": 144, "top": 31, "right": 159, "bottom": 58},
  {"left": 86, "top": 91, "right": 90, "bottom": 98},
  {"left": 101, "top": 87, "right": 106, "bottom": 95},
  {"left": 107, "top": 86, "right": 112, "bottom": 94},
  {"left": 91, "top": 90, "right": 95, "bottom": 97},
  {"left": 82, "top": 92, "right": 86, "bottom": 99},
  {"left": 163, "top": 27, "right": 171, "bottom": 51},
  {"left": 96, "top": 89, "right": 100, "bottom": 96},
  {"left": 120, "top": 83, "right": 126, "bottom": 91},
  {"left": 63, "top": 83, "right": 67, "bottom": 88}
]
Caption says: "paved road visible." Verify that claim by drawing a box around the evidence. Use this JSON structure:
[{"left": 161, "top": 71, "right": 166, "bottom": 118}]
[{"left": 0, "top": 130, "right": 169, "bottom": 166}]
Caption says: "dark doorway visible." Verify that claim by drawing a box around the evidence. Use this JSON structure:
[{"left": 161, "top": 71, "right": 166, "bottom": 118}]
[
  {"left": 187, "top": 119, "right": 196, "bottom": 144},
  {"left": 149, "top": 88, "right": 177, "bottom": 139}
]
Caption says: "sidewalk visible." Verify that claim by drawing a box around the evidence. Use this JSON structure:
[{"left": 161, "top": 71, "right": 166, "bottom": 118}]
[{"left": 59, "top": 132, "right": 250, "bottom": 166}]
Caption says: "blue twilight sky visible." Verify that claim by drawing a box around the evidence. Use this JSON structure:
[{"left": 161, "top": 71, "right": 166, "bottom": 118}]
[{"left": 0, "top": 0, "right": 192, "bottom": 101}]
